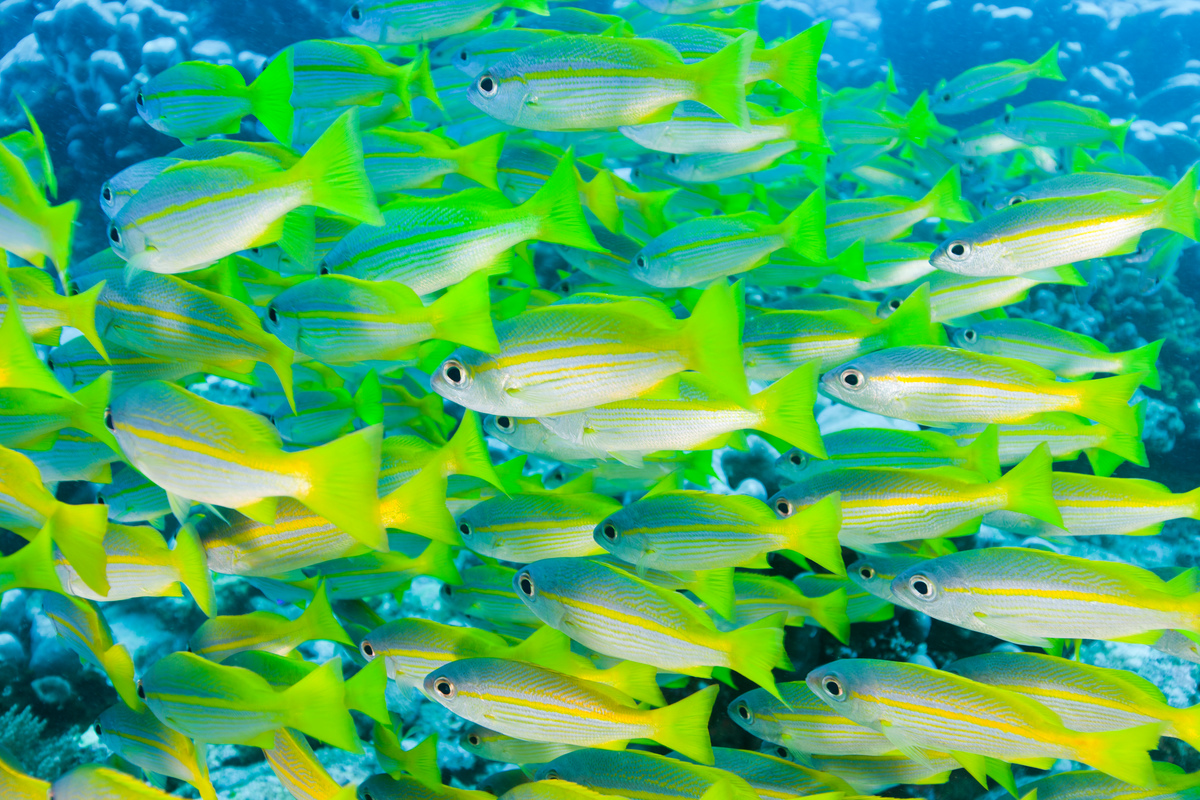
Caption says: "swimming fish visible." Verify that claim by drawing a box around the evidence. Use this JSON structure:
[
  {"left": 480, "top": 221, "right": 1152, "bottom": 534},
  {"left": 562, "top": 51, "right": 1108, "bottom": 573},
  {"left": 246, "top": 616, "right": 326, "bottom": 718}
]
[
  {"left": 536, "top": 748, "right": 761, "bottom": 800},
  {"left": 462, "top": 724, "right": 582, "bottom": 765},
  {"left": 49, "top": 764, "right": 180, "bottom": 800},
  {"left": 456, "top": 486, "right": 621, "bottom": 562},
  {"left": 343, "top": 0, "right": 550, "bottom": 44},
  {"left": 930, "top": 44, "right": 1065, "bottom": 115},
  {"left": 95, "top": 701, "right": 217, "bottom": 800},
  {"left": 777, "top": 426, "right": 1000, "bottom": 482},
  {"left": 42, "top": 593, "right": 140, "bottom": 709},
  {"left": 0, "top": 138, "right": 77, "bottom": 272}
]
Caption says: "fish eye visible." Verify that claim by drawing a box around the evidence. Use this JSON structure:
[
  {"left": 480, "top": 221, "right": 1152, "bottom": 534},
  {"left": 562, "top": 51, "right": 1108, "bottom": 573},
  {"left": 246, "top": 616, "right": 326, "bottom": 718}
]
[
  {"left": 859, "top": 566, "right": 875, "bottom": 580},
  {"left": 267, "top": 306, "right": 278, "bottom": 323},
  {"left": 432, "top": 677, "right": 456, "bottom": 698},
  {"left": 941, "top": 92, "right": 951, "bottom": 102},
  {"left": 101, "top": 184, "right": 113, "bottom": 202},
  {"left": 601, "top": 523, "right": 617, "bottom": 541},
  {"left": 477, "top": 74, "right": 498, "bottom": 97},
  {"left": 495, "top": 415, "right": 513, "bottom": 432},
  {"left": 458, "top": 522, "right": 471, "bottom": 536},
  {"left": 735, "top": 702, "right": 751, "bottom": 720},
  {"left": 963, "top": 328, "right": 977, "bottom": 343},
  {"left": 442, "top": 360, "right": 466, "bottom": 386},
  {"left": 467, "top": 733, "right": 480, "bottom": 746},
  {"left": 349, "top": 4, "right": 361, "bottom": 20},
  {"left": 788, "top": 451, "right": 803, "bottom": 466},
  {"left": 635, "top": 254, "right": 646, "bottom": 268},
  {"left": 946, "top": 241, "right": 971, "bottom": 260},
  {"left": 949, "top": 136, "right": 960, "bottom": 145},
  {"left": 776, "top": 746, "right": 788, "bottom": 758},
  {"left": 908, "top": 574, "right": 936, "bottom": 600},
  {"left": 96, "top": 491, "right": 105, "bottom": 505},
  {"left": 45, "top": 355, "right": 53, "bottom": 371},
  {"left": 361, "top": 640, "right": 375, "bottom": 659},
  {"left": 669, "top": 154, "right": 679, "bottom": 164},
  {"left": 459, "top": 49, "right": 469, "bottom": 62},
  {"left": 839, "top": 368, "right": 865, "bottom": 390},
  {"left": 319, "top": 266, "right": 330, "bottom": 275},
  {"left": 135, "top": 91, "right": 144, "bottom": 107},
  {"left": 545, "top": 770, "right": 559, "bottom": 780},
  {"left": 1003, "top": 112, "right": 1013, "bottom": 124},
  {"left": 517, "top": 571, "right": 535, "bottom": 597},
  {"left": 822, "top": 676, "right": 845, "bottom": 700},
  {"left": 93, "top": 722, "right": 102, "bottom": 735},
  {"left": 774, "top": 498, "right": 793, "bottom": 517},
  {"left": 888, "top": 298, "right": 902, "bottom": 310},
  {"left": 1008, "top": 195, "right": 1026, "bottom": 206},
  {"left": 136, "top": 681, "right": 145, "bottom": 699},
  {"left": 441, "top": 583, "right": 453, "bottom": 596},
  {"left": 104, "top": 407, "right": 114, "bottom": 430},
  {"left": 108, "top": 223, "right": 121, "bottom": 244}
]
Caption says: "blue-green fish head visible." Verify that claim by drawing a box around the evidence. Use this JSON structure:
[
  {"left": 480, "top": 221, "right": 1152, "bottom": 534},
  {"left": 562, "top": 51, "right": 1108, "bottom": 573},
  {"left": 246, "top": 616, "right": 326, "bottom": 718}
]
[
  {"left": 818, "top": 355, "right": 895, "bottom": 412},
  {"left": 134, "top": 85, "right": 167, "bottom": 134},
  {"left": 106, "top": 213, "right": 149, "bottom": 265},
  {"left": 592, "top": 507, "right": 649, "bottom": 565},
  {"left": 806, "top": 659, "right": 881, "bottom": 725},
  {"left": 467, "top": 67, "right": 529, "bottom": 127},
  {"left": 890, "top": 557, "right": 960, "bottom": 614},
  {"left": 949, "top": 325, "right": 1000, "bottom": 354},
  {"left": 930, "top": 233, "right": 1007, "bottom": 275},
  {"left": 728, "top": 687, "right": 785, "bottom": 741},
  {"left": 431, "top": 352, "right": 501, "bottom": 413},
  {"left": 341, "top": 2, "right": 384, "bottom": 44},
  {"left": 511, "top": 559, "right": 571, "bottom": 628},
  {"left": 846, "top": 555, "right": 928, "bottom": 609},
  {"left": 263, "top": 297, "right": 303, "bottom": 353}
]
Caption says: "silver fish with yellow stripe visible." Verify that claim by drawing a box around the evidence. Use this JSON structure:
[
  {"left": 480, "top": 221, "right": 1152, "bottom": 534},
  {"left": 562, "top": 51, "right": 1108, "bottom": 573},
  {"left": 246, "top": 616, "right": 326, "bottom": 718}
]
[{"left": 95, "top": 702, "right": 217, "bottom": 800}]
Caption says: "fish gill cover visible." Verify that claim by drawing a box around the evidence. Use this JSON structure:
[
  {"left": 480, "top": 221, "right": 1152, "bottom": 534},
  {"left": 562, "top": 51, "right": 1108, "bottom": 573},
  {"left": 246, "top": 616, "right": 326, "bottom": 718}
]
[{"left": 0, "top": 0, "right": 1198, "bottom": 798}]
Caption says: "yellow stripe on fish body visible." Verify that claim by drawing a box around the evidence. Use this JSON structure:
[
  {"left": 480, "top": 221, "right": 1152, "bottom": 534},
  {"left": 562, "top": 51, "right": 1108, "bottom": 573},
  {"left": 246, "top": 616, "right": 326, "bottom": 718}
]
[
  {"left": 533, "top": 748, "right": 763, "bottom": 800},
  {"left": 446, "top": 563, "right": 544, "bottom": 628},
  {"left": 50, "top": 764, "right": 179, "bottom": 800},
  {"left": 263, "top": 728, "right": 344, "bottom": 800},
  {"left": 456, "top": 491, "right": 619, "bottom": 561},
  {"left": 728, "top": 682, "right": 897, "bottom": 756},
  {"left": 462, "top": 723, "right": 582, "bottom": 764}
]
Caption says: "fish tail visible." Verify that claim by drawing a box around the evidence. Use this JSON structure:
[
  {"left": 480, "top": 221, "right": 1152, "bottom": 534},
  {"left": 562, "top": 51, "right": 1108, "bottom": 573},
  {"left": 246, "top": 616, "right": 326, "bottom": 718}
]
[
  {"left": 778, "top": 188, "right": 827, "bottom": 262},
  {"left": 782, "top": 103, "right": 830, "bottom": 151},
  {"left": 763, "top": 23, "right": 827, "bottom": 108},
  {"left": 1073, "top": 372, "right": 1143, "bottom": 435},
  {"left": 277, "top": 209, "right": 316, "bottom": 271},
  {"left": 687, "top": 567, "right": 735, "bottom": 621},
  {"left": 520, "top": 151, "right": 605, "bottom": 253},
  {"left": 172, "top": 519, "right": 216, "bottom": 617},
  {"left": 18, "top": 96, "right": 56, "bottom": 199},
  {"left": 66, "top": 279, "right": 109, "bottom": 361},
  {"left": 295, "top": 108, "right": 383, "bottom": 226},
  {"left": 298, "top": 582, "right": 354, "bottom": 648},
  {"left": 782, "top": 491, "right": 844, "bottom": 577},
  {"left": 353, "top": 370, "right": 384, "bottom": 426},
  {"left": 1072, "top": 722, "right": 1162, "bottom": 787},
  {"left": 1154, "top": 164, "right": 1200, "bottom": 239},
  {"left": 996, "top": 442, "right": 1064, "bottom": 529},
  {"left": 445, "top": 408, "right": 505, "bottom": 490},
  {"left": 343, "top": 657, "right": 390, "bottom": 724},
  {"left": 1088, "top": 400, "right": 1148, "bottom": 475},
  {"left": 99, "top": 642, "right": 141, "bottom": 710},
  {"left": 881, "top": 282, "right": 947, "bottom": 347},
  {"left": 192, "top": 744, "right": 219, "bottom": 800},
  {"left": 1033, "top": 42, "right": 1065, "bottom": 80},
  {"left": 0, "top": 300, "right": 73, "bottom": 400},
  {"left": 682, "top": 280, "right": 749, "bottom": 404},
  {"left": 650, "top": 683, "right": 719, "bottom": 765},
  {"left": 724, "top": 612, "right": 786, "bottom": 699},
  {"left": 807, "top": 586, "right": 851, "bottom": 644},
  {"left": 582, "top": 170, "right": 622, "bottom": 234},
  {"left": 508, "top": 0, "right": 550, "bottom": 13},
  {"left": 379, "top": 463, "right": 456, "bottom": 544},
  {"left": 1111, "top": 118, "right": 1132, "bottom": 151},
  {"left": 754, "top": 360, "right": 823, "bottom": 456},
  {"left": 284, "top": 658, "right": 362, "bottom": 753},
  {"left": 961, "top": 424, "right": 1002, "bottom": 481},
  {"left": 829, "top": 239, "right": 869, "bottom": 282},
  {"left": 598, "top": 661, "right": 667, "bottom": 708},
  {"left": 1118, "top": 338, "right": 1164, "bottom": 390},
  {"left": 43, "top": 502, "right": 109, "bottom": 596},
  {"left": 384, "top": 730, "right": 441, "bottom": 786},
  {"left": 70, "top": 371, "right": 119, "bottom": 452},
  {"left": 498, "top": 624, "right": 573, "bottom": 670},
  {"left": 453, "top": 132, "right": 506, "bottom": 190},
  {"left": 627, "top": 187, "right": 676, "bottom": 238},
  {"left": 43, "top": 199, "right": 79, "bottom": 275},
  {"left": 248, "top": 49, "right": 295, "bottom": 146},
  {"left": 903, "top": 92, "right": 942, "bottom": 147},
  {"left": 428, "top": 271, "right": 500, "bottom": 353},
  {"left": 400, "top": 49, "right": 441, "bottom": 111},
  {"left": 293, "top": 424, "right": 386, "bottom": 551},
  {"left": 0, "top": 525, "right": 60, "bottom": 593},
  {"left": 691, "top": 31, "right": 755, "bottom": 128},
  {"left": 414, "top": 540, "right": 461, "bottom": 585},
  {"left": 920, "top": 168, "right": 974, "bottom": 223}
]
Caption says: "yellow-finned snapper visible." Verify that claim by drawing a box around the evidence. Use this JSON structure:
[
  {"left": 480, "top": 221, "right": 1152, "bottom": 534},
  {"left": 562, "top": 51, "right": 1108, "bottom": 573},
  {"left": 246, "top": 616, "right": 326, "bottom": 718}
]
[
  {"left": 825, "top": 92, "right": 952, "bottom": 149},
  {"left": 877, "top": 266, "right": 1087, "bottom": 323},
  {"left": 777, "top": 425, "right": 1001, "bottom": 483},
  {"left": 361, "top": 128, "right": 505, "bottom": 193},
  {"left": 377, "top": 409, "right": 505, "bottom": 496},
  {"left": 342, "top": 0, "right": 549, "bottom": 44},
  {"left": 535, "top": 363, "right": 821, "bottom": 464},
  {"left": 0, "top": 139, "right": 77, "bottom": 273},
  {"left": 360, "top": 774, "right": 488, "bottom": 800},
  {"left": 372, "top": 726, "right": 441, "bottom": 786},
  {"left": 841, "top": 241, "right": 936, "bottom": 290},
  {"left": 948, "top": 652, "right": 1200, "bottom": 750},
  {"left": 484, "top": 413, "right": 625, "bottom": 464},
  {"left": 704, "top": 747, "right": 855, "bottom": 797},
  {"left": 513, "top": 557, "right": 787, "bottom": 696},
  {"left": 135, "top": 56, "right": 294, "bottom": 145},
  {"left": 594, "top": 488, "right": 844, "bottom": 576},
  {"left": 984, "top": 472, "right": 1200, "bottom": 538},
  {"left": 321, "top": 155, "right": 603, "bottom": 295},
  {"left": 95, "top": 702, "right": 217, "bottom": 800},
  {"left": 424, "top": 657, "right": 720, "bottom": 764},
  {"left": 659, "top": 141, "right": 822, "bottom": 183},
  {"left": 453, "top": 28, "right": 574, "bottom": 78},
  {"left": 41, "top": 593, "right": 140, "bottom": 709},
  {"left": 799, "top": 751, "right": 957, "bottom": 794},
  {"left": 845, "top": 554, "right": 930, "bottom": 610},
  {"left": 0, "top": 372, "right": 115, "bottom": 452},
  {"left": 445, "top": 563, "right": 544, "bottom": 631},
  {"left": 796, "top": 571, "right": 895, "bottom": 624},
  {"left": 109, "top": 109, "right": 383, "bottom": 275},
  {"left": 138, "top": 651, "right": 362, "bottom": 751},
  {"left": 456, "top": 486, "right": 621, "bottom": 562},
  {"left": 264, "top": 271, "right": 499, "bottom": 364},
  {"left": 50, "top": 338, "right": 234, "bottom": 399},
  {"left": 629, "top": 188, "right": 825, "bottom": 288},
  {"left": 820, "top": 345, "right": 1144, "bottom": 434},
  {"left": 951, "top": 319, "right": 1163, "bottom": 388},
  {"left": 286, "top": 538, "right": 460, "bottom": 600},
  {"left": 1018, "top": 764, "right": 1200, "bottom": 800},
  {"left": 997, "top": 170, "right": 1169, "bottom": 207},
  {"left": 431, "top": 279, "right": 747, "bottom": 416},
  {"left": 467, "top": 32, "right": 755, "bottom": 131},
  {"left": 54, "top": 521, "right": 216, "bottom": 617},
  {"left": 890, "top": 546, "right": 1200, "bottom": 647},
  {"left": 49, "top": 764, "right": 178, "bottom": 800},
  {"left": 108, "top": 380, "right": 385, "bottom": 551},
  {"left": 0, "top": 265, "right": 108, "bottom": 358},
  {"left": 223, "top": 649, "right": 390, "bottom": 726},
  {"left": 931, "top": 167, "right": 1199, "bottom": 277},
  {"left": 929, "top": 43, "right": 1065, "bottom": 116},
  {"left": 807, "top": 658, "right": 1162, "bottom": 788},
  {"left": 287, "top": 40, "right": 438, "bottom": 109},
  {"left": 263, "top": 728, "right": 354, "bottom": 800},
  {"left": 186, "top": 582, "right": 352, "bottom": 662},
  {"left": 768, "top": 443, "right": 1063, "bottom": 552},
  {"left": 744, "top": 282, "right": 945, "bottom": 380},
  {"left": 2, "top": 97, "right": 56, "bottom": 199},
  {"left": 535, "top": 748, "right": 762, "bottom": 800},
  {"left": 619, "top": 100, "right": 827, "bottom": 156},
  {"left": 0, "top": 445, "right": 110, "bottom": 594},
  {"left": 825, "top": 168, "right": 974, "bottom": 251},
  {"left": 0, "top": 526, "right": 63, "bottom": 595},
  {"left": 714, "top": 573, "right": 850, "bottom": 642},
  {"left": 463, "top": 724, "right": 582, "bottom": 765},
  {"left": 996, "top": 101, "right": 1131, "bottom": 149},
  {"left": 729, "top": 681, "right": 900, "bottom": 756}
]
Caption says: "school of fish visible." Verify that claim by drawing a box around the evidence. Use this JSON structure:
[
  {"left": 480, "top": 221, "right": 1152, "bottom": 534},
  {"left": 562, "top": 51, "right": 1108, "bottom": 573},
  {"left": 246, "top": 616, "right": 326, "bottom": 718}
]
[{"left": 0, "top": 0, "right": 1197, "bottom": 798}]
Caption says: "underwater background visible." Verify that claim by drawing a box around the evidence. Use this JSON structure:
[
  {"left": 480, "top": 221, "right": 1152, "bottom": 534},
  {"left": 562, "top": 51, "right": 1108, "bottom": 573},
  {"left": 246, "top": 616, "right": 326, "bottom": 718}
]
[{"left": 1, "top": 0, "right": 1200, "bottom": 798}]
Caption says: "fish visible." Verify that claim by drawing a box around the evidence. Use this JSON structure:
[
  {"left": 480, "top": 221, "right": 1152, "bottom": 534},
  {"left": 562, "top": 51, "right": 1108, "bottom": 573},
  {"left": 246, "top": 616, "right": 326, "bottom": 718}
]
[
  {"left": 263, "top": 727, "right": 355, "bottom": 800},
  {"left": 95, "top": 702, "right": 217, "bottom": 800},
  {"left": 494, "top": 779, "right": 628, "bottom": 800},
  {"left": 1018, "top": 764, "right": 1200, "bottom": 800},
  {"left": 41, "top": 593, "right": 140, "bottom": 709},
  {"left": 424, "top": 657, "right": 720, "bottom": 764},
  {"left": 453, "top": 27, "right": 574, "bottom": 77},
  {"left": 286, "top": 538, "right": 461, "bottom": 600},
  {"left": 660, "top": 141, "right": 820, "bottom": 183},
  {"left": 96, "top": 466, "right": 171, "bottom": 527},
  {"left": 108, "top": 380, "right": 385, "bottom": 551},
  {"left": 819, "top": 345, "right": 1144, "bottom": 435},
  {"left": 0, "top": 746, "right": 48, "bottom": 798},
  {"left": 138, "top": 651, "right": 362, "bottom": 751},
  {"left": 997, "top": 101, "right": 1131, "bottom": 149},
  {"left": 1, "top": 98, "right": 56, "bottom": 198},
  {"left": 776, "top": 425, "right": 1001, "bottom": 483},
  {"left": 466, "top": 33, "right": 755, "bottom": 131},
  {"left": 361, "top": 128, "right": 505, "bottom": 193},
  {"left": 950, "top": 411, "right": 1148, "bottom": 477},
  {"left": 879, "top": 265, "right": 1088, "bottom": 322},
  {"left": 431, "top": 279, "right": 747, "bottom": 415},
  {"left": 824, "top": 168, "right": 973, "bottom": 251},
  {"left": 806, "top": 658, "right": 1162, "bottom": 788},
  {"left": 49, "top": 764, "right": 179, "bottom": 800},
  {"left": 343, "top": 0, "right": 550, "bottom": 44},
  {"left": 19, "top": 428, "right": 120, "bottom": 484},
  {"left": 619, "top": 101, "right": 827, "bottom": 156},
  {"left": 0, "top": 142, "right": 76, "bottom": 275},
  {"left": 825, "top": 92, "right": 951, "bottom": 149},
  {"left": 109, "top": 110, "right": 383, "bottom": 274},
  {"left": 462, "top": 724, "right": 582, "bottom": 764},
  {"left": 0, "top": 527, "right": 64, "bottom": 595},
  {"left": 951, "top": 319, "right": 1163, "bottom": 388},
  {"left": 456, "top": 485, "right": 621, "bottom": 562},
  {"left": 0, "top": 372, "right": 116, "bottom": 452},
  {"left": 371, "top": 727, "right": 441, "bottom": 786},
  {"left": 222, "top": 650, "right": 389, "bottom": 725},
  {"left": 930, "top": 167, "right": 1200, "bottom": 277},
  {"left": 288, "top": 40, "right": 437, "bottom": 110},
  {"left": 445, "top": 563, "right": 545, "bottom": 630},
  {"left": 795, "top": 571, "right": 895, "bottom": 624},
  {"left": 889, "top": 546, "right": 1200, "bottom": 647},
  {"left": 997, "top": 171, "right": 1169, "bottom": 207},
  {"left": 1, "top": 265, "right": 108, "bottom": 358},
  {"left": 930, "top": 44, "right": 1065, "bottom": 115},
  {"left": 513, "top": 556, "right": 787, "bottom": 696},
  {"left": 713, "top": 572, "right": 850, "bottom": 642},
  {"left": 536, "top": 748, "right": 762, "bottom": 800},
  {"left": 704, "top": 747, "right": 855, "bottom": 797},
  {"left": 359, "top": 774, "right": 490, "bottom": 800},
  {"left": 844, "top": 553, "right": 930, "bottom": 610},
  {"left": 799, "top": 751, "right": 958, "bottom": 794}
]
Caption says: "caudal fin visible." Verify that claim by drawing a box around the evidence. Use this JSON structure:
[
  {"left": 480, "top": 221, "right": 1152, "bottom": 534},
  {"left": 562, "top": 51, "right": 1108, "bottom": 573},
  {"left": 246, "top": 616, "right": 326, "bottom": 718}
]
[
  {"left": 778, "top": 188, "right": 826, "bottom": 262},
  {"left": 501, "top": 624, "right": 573, "bottom": 669},
  {"left": 582, "top": 170, "right": 622, "bottom": 234},
  {"left": 173, "top": 519, "right": 216, "bottom": 616},
  {"left": 781, "top": 491, "right": 844, "bottom": 576},
  {"left": 1088, "top": 401, "right": 1148, "bottom": 476},
  {"left": 343, "top": 657, "right": 390, "bottom": 724},
  {"left": 99, "top": 643, "right": 141, "bottom": 710},
  {"left": 66, "top": 279, "right": 110, "bottom": 361},
  {"left": 592, "top": 660, "right": 666, "bottom": 708},
  {"left": 429, "top": 271, "right": 499, "bottom": 353},
  {"left": 379, "top": 464, "right": 456, "bottom": 543},
  {"left": 1074, "top": 372, "right": 1143, "bottom": 435},
  {"left": 692, "top": 31, "right": 755, "bottom": 128},
  {"left": 284, "top": 657, "right": 362, "bottom": 753},
  {"left": 454, "top": 132, "right": 505, "bottom": 190},
  {"left": 0, "top": 301, "right": 72, "bottom": 401},
  {"left": 753, "top": 360, "right": 823, "bottom": 457},
  {"left": 996, "top": 443, "right": 1063, "bottom": 528},
  {"left": 248, "top": 50, "right": 295, "bottom": 146},
  {"left": 903, "top": 92, "right": 949, "bottom": 147},
  {"left": 43, "top": 503, "right": 109, "bottom": 596},
  {"left": 1073, "top": 722, "right": 1162, "bottom": 787},
  {"left": 0, "top": 525, "right": 61, "bottom": 593},
  {"left": 961, "top": 424, "right": 1002, "bottom": 481},
  {"left": 682, "top": 281, "right": 749, "bottom": 405},
  {"left": 807, "top": 586, "right": 850, "bottom": 644},
  {"left": 294, "top": 109, "right": 383, "bottom": 226},
  {"left": 1119, "top": 339, "right": 1164, "bottom": 390},
  {"left": 1033, "top": 42, "right": 1065, "bottom": 80},
  {"left": 724, "top": 612, "right": 787, "bottom": 699},
  {"left": 688, "top": 567, "right": 735, "bottom": 622},
  {"left": 444, "top": 409, "right": 504, "bottom": 490},
  {"left": 297, "top": 583, "right": 354, "bottom": 649},
  {"left": 374, "top": 726, "right": 441, "bottom": 786},
  {"left": 1154, "top": 165, "right": 1200, "bottom": 240},
  {"left": 880, "top": 283, "right": 946, "bottom": 347},
  {"left": 43, "top": 199, "right": 79, "bottom": 275},
  {"left": 400, "top": 49, "right": 441, "bottom": 111},
  {"left": 69, "top": 371, "right": 118, "bottom": 452},
  {"left": 294, "top": 424, "right": 385, "bottom": 551},
  {"left": 651, "top": 684, "right": 719, "bottom": 765},
  {"left": 781, "top": 105, "right": 829, "bottom": 152},
  {"left": 763, "top": 23, "right": 828, "bottom": 108},
  {"left": 521, "top": 152, "right": 606, "bottom": 253},
  {"left": 920, "top": 168, "right": 974, "bottom": 223}
]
